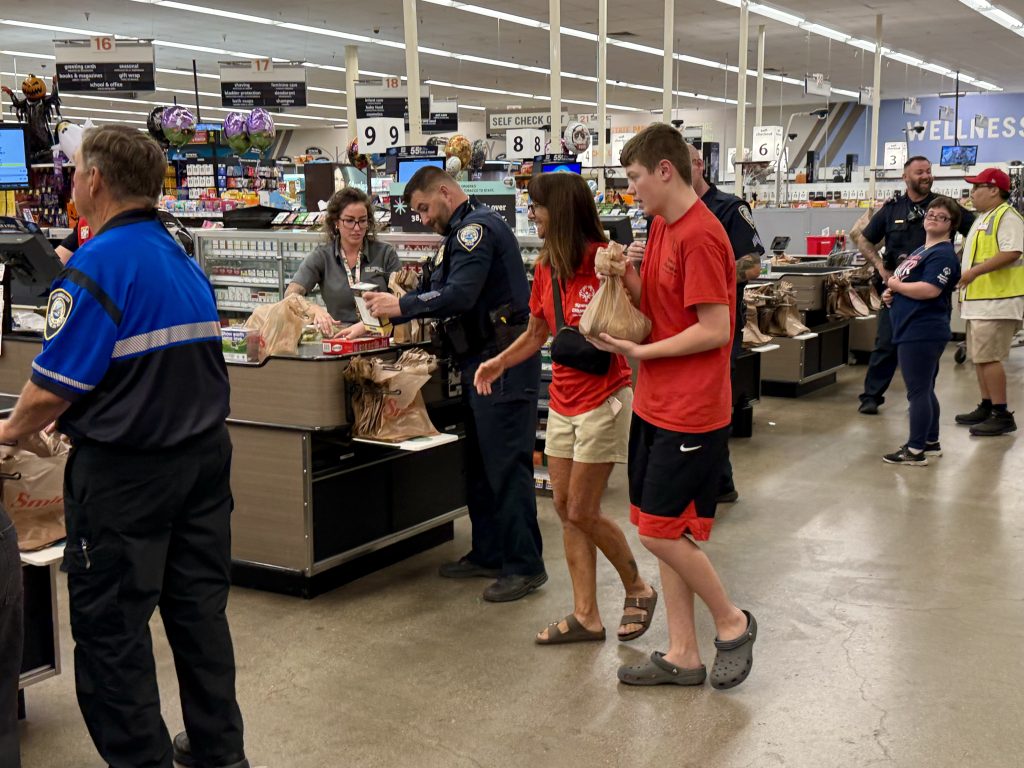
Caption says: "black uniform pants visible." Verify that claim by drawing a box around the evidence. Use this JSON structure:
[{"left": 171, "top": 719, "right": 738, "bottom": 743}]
[
  {"left": 860, "top": 304, "right": 898, "bottom": 406},
  {"left": 461, "top": 353, "right": 544, "bottom": 577},
  {"left": 63, "top": 426, "right": 244, "bottom": 768},
  {"left": 0, "top": 509, "right": 23, "bottom": 768}
]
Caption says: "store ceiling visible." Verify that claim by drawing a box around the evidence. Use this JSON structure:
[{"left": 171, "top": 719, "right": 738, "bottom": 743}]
[{"left": 1, "top": 0, "right": 1021, "bottom": 132}]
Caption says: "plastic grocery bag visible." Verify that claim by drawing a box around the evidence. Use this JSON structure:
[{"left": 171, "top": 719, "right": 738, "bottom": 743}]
[
  {"left": 244, "top": 294, "right": 315, "bottom": 362},
  {"left": 345, "top": 348, "right": 440, "bottom": 442},
  {"left": 0, "top": 431, "right": 70, "bottom": 551}
]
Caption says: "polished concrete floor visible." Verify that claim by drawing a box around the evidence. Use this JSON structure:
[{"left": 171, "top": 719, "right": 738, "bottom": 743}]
[{"left": 18, "top": 346, "right": 1024, "bottom": 768}]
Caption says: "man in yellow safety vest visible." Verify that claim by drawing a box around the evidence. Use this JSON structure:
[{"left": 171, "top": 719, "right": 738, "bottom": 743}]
[{"left": 956, "top": 168, "right": 1024, "bottom": 436}]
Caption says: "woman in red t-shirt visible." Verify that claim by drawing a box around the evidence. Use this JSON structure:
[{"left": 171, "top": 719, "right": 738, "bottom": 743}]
[{"left": 474, "top": 172, "right": 657, "bottom": 645}]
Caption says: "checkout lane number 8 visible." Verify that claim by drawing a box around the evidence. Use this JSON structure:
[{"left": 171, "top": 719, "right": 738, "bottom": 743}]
[
  {"left": 513, "top": 135, "right": 543, "bottom": 154},
  {"left": 364, "top": 125, "right": 401, "bottom": 148}
]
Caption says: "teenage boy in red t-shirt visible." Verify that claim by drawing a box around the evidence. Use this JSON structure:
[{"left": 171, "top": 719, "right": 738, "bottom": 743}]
[{"left": 592, "top": 123, "right": 758, "bottom": 688}]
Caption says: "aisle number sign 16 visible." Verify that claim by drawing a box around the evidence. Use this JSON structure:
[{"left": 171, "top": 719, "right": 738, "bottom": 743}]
[
  {"left": 357, "top": 117, "right": 405, "bottom": 152},
  {"left": 507, "top": 129, "right": 545, "bottom": 161}
]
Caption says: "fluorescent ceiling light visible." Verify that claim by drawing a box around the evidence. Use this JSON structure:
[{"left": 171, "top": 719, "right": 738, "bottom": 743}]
[
  {"left": 799, "top": 23, "right": 850, "bottom": 43},
  {"left": 982, "top": 7, "right": 1024, "bottom": 28},
  {"left": 458, "top": 104, "right": 486, "bottom": 111},
  {"left": 0, "top": 19, "right": 108, "bottom": 35},
  {"left": 887, "top": 53, "right": 923, "bottom": 66},
  {"left": 117, "top": 2, "right": 738, "bottom": 107},
  {"left": 156, "top": 67, "right": 220, "bottom": 79},
  {"left": 748, "top": 3, "right": 805, "bottom": 26},
  {"left": 0, "top": 49, "right": 56, "bottom": 60}
]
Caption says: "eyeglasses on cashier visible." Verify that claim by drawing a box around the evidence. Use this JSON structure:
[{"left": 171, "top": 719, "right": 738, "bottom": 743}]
[{"left": 340, "top": 217, "right": 369, "bottom": 229}]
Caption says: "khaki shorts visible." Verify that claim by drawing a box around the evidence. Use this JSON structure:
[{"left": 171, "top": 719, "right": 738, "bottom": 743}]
[
  {"left": 966, "top": 319, "right": 1022, "bottom": 363},
  {"left": 544, "top": 387, "right": 632, "bottom": 464}
]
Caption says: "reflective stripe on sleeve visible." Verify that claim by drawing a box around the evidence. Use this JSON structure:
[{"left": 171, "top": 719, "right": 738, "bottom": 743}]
[
  {"left": 111, "top": 321, "right": 222, "bottom": 359},
  {"left": 31, "top": 362, "right": 96, "bottom": 393}
]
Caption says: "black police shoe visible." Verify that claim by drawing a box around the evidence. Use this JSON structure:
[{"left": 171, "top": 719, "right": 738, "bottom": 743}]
[
  {"left": 858, "top": 399, "right": 880, "bottom": 415},
  {"left": 173, "top": 732, "right": 250, "bottom": 768},
  {"left": 482, "top": 571, "right": 548, "bottom": 602},
  {"left": 438, "top": 556, "right": 501, "bottom": 579}
]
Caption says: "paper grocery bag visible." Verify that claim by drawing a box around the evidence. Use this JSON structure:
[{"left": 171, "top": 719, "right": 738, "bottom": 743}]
[
  {"left": 345, "top": 348, "right": 440, "bottom": 442},
  {"left": 579, "top": 275, "right": 651, "bottom": 343},
  {"left": 245, "top": 294, "right": 314, "bottom": 362},
  {"left": 1, "top": 433, "right": 70, "bottom": 551}
]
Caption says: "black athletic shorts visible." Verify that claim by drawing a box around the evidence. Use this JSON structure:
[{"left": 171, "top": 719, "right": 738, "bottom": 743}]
[{"left": 627, "top": 413, "right": 730, "bottom": 540}]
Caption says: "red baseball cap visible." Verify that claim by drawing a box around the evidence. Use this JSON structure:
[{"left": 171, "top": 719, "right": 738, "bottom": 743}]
[{"left": 964, "top": 167, "right": 1011, "bottom": 192}]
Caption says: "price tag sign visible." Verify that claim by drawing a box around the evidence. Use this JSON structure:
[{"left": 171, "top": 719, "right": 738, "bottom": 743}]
[
  {"left": 883, "top": 141, "right": 908, "bottom": 170},
  {"left": 357, "top": 117, "right": 405, "bottom": 152},
  {"left": 751, "top": 125, "right": 783, "bottom": 162},
  {"left": 507, "top": 129, "right": 545, "bottom": 160}
]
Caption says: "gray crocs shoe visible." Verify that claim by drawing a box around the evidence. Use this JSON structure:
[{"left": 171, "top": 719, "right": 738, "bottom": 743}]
[
  {"left": 617, "top": 651, "right": 707, "bottom": 686},
  {"left": 710, "top": 610, "right": 757, "bottom": 690}
]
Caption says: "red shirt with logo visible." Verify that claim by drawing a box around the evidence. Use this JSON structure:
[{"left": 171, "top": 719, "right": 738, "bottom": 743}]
[
  {"left": 530, "top": 242, "right": 633, "bottom": 417},
  {"left": 633, "top": 201, "right": 736, "bottom": 433}
]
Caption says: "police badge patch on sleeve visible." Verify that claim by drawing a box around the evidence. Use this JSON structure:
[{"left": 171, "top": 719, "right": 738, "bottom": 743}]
[
  {"left": 44, "top": 288, "right": 73, "bottom": 341},
  {"left": 739, "top": 205, "right": 756, "bottom": 229},
  {"left": 457, "top": 223, "right": 484, "bottom": 252}
]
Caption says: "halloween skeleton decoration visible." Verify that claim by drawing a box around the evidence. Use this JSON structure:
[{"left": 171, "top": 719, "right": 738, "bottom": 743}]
[{"left": 2, "top": 73, "right": 62, "bottom": 162}]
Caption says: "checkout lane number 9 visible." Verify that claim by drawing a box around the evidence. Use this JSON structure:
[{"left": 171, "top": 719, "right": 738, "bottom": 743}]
[{"left": 364, "top": 124, "right": 401, "bottom": 148}]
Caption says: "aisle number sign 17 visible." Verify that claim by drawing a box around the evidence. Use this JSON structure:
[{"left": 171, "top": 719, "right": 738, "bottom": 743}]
[{"left": 507, "top": 129, "right": 545, "bottom": 161}]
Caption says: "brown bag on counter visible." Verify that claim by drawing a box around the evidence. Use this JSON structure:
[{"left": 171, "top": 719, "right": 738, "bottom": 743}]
[
  {"left": 389, "top": 267, "right": 425, "bottom": 344},
  {"left": 244, "top": 294, "right": 315, "bottom": 362},
  {"left": 578, "top": 273, "right": 651, "bottom": 343},
  {"left": 743, "top": 303, "right": 773, "bottom": 346},
  {"left": 345, "top": 348, "right": 440, "bottom": 442},
  {"left": 826, "top": 273, "right": 871, "bottom": 319},
  {"left": 1, "top": 431, "right": 71, "bottom": 551}
]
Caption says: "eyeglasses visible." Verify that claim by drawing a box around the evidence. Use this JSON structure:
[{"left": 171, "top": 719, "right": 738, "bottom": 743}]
[
  {"left": 339, "top": 217, "right": 369, "bottom": 229},
  {"left": 924, "top": 213, "right": 951, "bottom": 222},
  {"left": 527, "top": 203, "right": 545, "bottom": 214}
]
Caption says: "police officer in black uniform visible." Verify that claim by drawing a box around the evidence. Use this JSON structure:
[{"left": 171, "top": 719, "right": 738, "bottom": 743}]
[
  {"left": 0, "top": 126, "right": 248, "bottom": 768},
  {"left": 688, "top": 144, "right": 765, "bottom": 503},
  {"left": 364, "top": 167, "right": 546, "bottom": 602},
  {"left": 854, "top": 156, "right": 974, "bottom": 414}
]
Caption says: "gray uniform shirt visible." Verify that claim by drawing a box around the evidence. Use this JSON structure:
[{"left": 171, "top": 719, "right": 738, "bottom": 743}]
[{"left": 290, "top": 237, "right": 400, "bottom": 323}]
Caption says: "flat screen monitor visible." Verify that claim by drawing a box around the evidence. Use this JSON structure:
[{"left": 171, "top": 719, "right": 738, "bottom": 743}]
[
  {"left": 0, "top": 231, "right": 62, "bottom": 307},
  {"left": 397, "top": 157, "right": 443, "bottom": 183},
  {"left": 940, "top": 145, "right": 978, "bottom": 166},
  {"left": 541, "top": 162, "right": 582, "bottom": 175},
  {"left": 600, "top": 215, "right": 633, "bottom": 247},
  {"left": 0, "top": 125, "right": 30, "bottom": 191}
]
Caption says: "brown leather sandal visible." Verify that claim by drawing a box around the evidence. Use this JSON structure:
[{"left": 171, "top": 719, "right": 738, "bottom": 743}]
[
  {"left": 535, "top": 614, "right": 606, "bottom": 645},
  {"left": 618, "top": 587, "right": 658, "bottom": 642}
]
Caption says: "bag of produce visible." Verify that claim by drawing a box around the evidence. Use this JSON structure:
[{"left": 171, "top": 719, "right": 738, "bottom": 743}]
[{"left": 579, "top": 243, "right": 651, "bottom": 344}]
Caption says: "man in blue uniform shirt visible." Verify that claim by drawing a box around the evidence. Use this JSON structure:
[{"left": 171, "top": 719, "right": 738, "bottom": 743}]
[
  {"left": 0, "top": 126, "right": 248, "bottom": 768},
  {"left": 364, "top": 167, "right": 547, "bottom": 602}
]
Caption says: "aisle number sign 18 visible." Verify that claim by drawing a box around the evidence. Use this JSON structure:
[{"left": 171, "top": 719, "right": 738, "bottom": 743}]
[
  {"left": 357, "top": 117, "right": 405, "bottom": 153},
  {"left": 751, "top": 125, "right": 783, "bottom": 162},
  {"left": 883, "top": 141, "right": 908, "bottom": 170},
  {"left": 507, "top": 128, "right": 545, "bottom": 161}
]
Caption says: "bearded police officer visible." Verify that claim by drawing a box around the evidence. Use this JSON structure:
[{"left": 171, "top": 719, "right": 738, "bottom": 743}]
[
  {"left": 688, "top": 143, "right": 765, "bottom": 503},
  {"left": 364, "top": 167, "right": 546, "bottom": 602},
  {"left": 854, "top": 156, "right": 974, "bottom": 414},
  {"left": 0, "top": 126, "right": 248, "bottom": 768}
]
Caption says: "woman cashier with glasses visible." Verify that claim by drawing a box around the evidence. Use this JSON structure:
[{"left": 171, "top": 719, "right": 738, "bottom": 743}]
[{"left": 286, "top": 187, "right": 400, "bottom": 337}]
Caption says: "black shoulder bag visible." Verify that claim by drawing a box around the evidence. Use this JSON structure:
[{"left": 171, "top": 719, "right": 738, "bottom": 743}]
[{"left": 550, "top": 275, "right": 611, "bottom": 375}]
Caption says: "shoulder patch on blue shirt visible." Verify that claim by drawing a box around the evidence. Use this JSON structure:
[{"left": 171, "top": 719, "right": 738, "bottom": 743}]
[
  {"left": 457, "top": 223, "right": 483, "bottom": 252},
  {"left": 44, "top": 288, "right": 73, "bottom": 341}
]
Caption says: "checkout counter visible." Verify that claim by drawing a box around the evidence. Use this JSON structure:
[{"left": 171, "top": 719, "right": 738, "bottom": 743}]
[{"left": 0, "top": 335, "right": 470, "bottom": 598}]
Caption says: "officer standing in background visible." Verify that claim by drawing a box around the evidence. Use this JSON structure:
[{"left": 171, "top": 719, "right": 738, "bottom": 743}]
[
  {"left": 0, "top": 126, "right": 249, "bottom": 768},
  {"left": 364, "top": 167, "right": 547, "bottom": 603},
  {"left": 687, "top": 143, "right": 765, "bottom": 503},
  {"left": 854, "top": 156, "right": 974, "bottom": 414}
]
